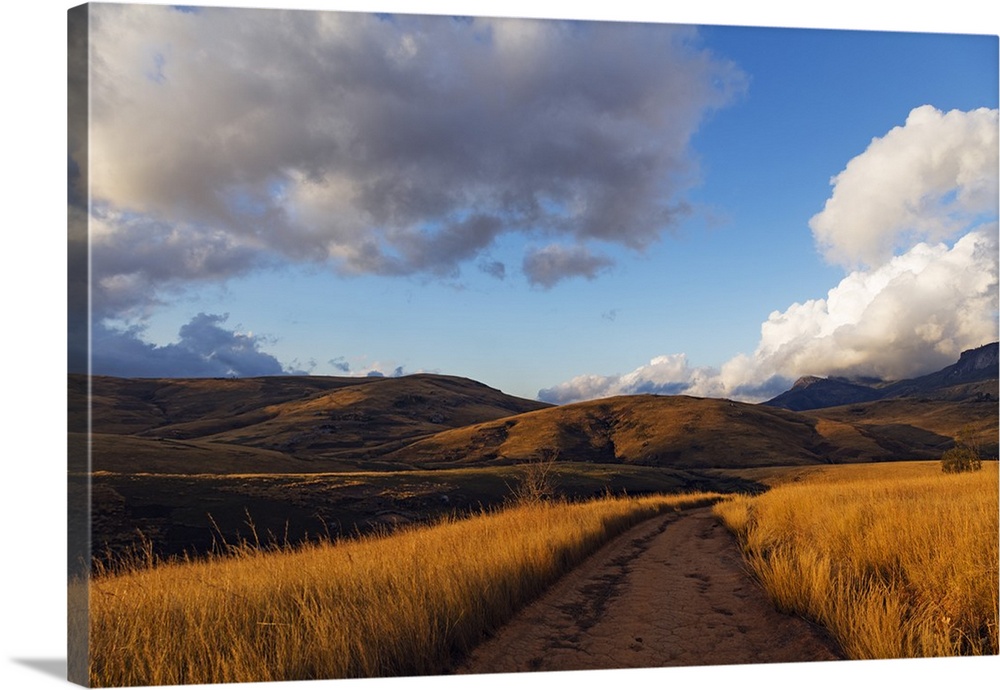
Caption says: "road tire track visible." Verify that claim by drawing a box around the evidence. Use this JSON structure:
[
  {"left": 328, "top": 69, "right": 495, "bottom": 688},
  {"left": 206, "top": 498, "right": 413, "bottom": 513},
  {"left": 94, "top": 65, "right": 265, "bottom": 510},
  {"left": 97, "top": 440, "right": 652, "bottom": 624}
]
[{"left": 453, "top": 506, "right": 841, "bottom": 673}]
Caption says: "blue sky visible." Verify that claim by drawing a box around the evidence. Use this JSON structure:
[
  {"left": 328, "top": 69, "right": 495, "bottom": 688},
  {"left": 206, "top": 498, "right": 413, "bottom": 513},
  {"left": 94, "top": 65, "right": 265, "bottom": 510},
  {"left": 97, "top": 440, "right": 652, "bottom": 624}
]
[{"left": 69, "top": 1, "right": 999, "bottom": 402}]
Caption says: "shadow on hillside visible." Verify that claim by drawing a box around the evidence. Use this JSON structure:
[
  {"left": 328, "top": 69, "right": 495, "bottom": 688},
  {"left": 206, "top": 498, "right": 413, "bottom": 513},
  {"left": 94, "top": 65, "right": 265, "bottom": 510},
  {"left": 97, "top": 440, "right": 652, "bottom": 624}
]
[{"left": 79, "top": 464, "right": 768, "bottom": 577}]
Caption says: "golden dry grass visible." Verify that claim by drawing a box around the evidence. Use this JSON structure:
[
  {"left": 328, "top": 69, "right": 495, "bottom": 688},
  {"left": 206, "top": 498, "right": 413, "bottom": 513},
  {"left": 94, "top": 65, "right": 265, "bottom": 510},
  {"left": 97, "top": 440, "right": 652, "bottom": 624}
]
[
  {"left": 715, "top": 461, "right": 999, "bottom": 659},
  {"left": 84, "top": 491, "right": 720, "bottom": 687}
]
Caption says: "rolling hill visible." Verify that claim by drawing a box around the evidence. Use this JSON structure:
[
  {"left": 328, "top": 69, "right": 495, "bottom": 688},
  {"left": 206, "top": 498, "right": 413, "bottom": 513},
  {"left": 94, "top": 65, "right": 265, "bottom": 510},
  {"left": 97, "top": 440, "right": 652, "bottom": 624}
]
[
  {"left": 803, "top": 395, "right": 999, "bottom": 458},
  {"left": 72, "top": 343, "right": 997, "bottom": 476},
  {"left": 761, "top": 342, "right": 998, "bottom": 458},
  {"left": 73, "top": 372, "right": 552, "bottom": 472},
  {"left": 380, "top": 393, "right": 958, "bottom": 469}
]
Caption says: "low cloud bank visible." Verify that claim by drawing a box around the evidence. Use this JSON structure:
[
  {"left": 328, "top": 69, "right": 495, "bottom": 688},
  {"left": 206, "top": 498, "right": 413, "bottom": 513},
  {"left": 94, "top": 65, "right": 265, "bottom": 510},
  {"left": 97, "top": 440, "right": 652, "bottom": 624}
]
[{"left": 91, "top": 313, "right": 288, "bottom": 378}]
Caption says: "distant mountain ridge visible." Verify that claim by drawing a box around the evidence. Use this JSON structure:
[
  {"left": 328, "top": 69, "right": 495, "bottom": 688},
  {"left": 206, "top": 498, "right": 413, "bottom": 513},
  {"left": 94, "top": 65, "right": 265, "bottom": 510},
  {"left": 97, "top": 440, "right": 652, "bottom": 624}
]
[{"left": 764, "top": 342, "right": 998, "bottom": 412}]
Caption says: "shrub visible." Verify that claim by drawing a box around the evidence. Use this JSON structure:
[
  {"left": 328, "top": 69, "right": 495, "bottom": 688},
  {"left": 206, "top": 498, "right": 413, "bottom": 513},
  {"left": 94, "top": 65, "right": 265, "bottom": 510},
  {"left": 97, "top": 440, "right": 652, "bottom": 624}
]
[
  {"left": 942, "top": 427, "right": 983, "bottom": 474},
  {"left": 941, "top": 445, "right": 983, "bottom": 474}
]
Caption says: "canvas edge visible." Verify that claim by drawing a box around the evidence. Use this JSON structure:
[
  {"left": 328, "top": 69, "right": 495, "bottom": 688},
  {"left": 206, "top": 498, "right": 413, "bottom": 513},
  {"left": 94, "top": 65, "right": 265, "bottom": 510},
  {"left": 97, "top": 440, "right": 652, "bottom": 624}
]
[{"left": 67, "top": 3, "right": 91, "bottom": 687}]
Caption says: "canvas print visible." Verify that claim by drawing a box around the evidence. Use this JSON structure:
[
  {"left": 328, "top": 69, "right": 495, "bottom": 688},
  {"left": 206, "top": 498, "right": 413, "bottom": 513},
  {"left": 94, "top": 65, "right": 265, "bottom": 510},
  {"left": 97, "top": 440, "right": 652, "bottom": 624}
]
[{"left": 67, "top": 2, "right": 999, "bottom": 687}]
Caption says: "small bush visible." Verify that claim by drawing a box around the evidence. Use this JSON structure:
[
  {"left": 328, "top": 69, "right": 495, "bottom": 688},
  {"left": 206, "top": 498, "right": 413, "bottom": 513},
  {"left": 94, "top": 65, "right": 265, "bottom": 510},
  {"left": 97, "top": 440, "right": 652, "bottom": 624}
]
[
  {"left": 941, "top": 445, "right": 983, "bottom": 474},
  {"left": 942, "top": 427, "right": 984, "bottom": 474}
]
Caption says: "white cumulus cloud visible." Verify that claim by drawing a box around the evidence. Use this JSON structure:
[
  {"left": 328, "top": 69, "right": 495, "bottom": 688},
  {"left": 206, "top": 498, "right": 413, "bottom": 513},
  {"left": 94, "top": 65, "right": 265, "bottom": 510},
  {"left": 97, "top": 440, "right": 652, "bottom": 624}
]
[
  {"left": 809, "top": 105, "right": 998, "bottom": 268},
  {"left": 539, "top": 353, "right": 721, "bottom": 403},
  {"left": 541, "top": 106, "right": 999, "bottom": 404},
  {"left": 731, "top": 227, "right": 998, "bottom": 388}
]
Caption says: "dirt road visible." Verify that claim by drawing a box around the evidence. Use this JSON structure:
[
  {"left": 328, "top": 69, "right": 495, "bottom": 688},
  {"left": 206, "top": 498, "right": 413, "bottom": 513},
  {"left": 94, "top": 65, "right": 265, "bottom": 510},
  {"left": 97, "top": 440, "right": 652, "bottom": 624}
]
[{"left": 454, "top": 506, "right": 842, "bottom": 673}]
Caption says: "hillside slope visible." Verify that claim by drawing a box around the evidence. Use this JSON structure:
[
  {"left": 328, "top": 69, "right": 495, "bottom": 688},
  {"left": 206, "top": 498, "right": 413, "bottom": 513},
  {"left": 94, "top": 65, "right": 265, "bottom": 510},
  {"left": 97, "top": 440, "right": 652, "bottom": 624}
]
[
  {"left": 73, "top": 356, "right": 994, "bottom": 476},
  {"left": 73, "top": 373, "right": 552, "bottom": 472},
  {"left": 806, "top": 394, "right": 999, "bottom": 458},
  {"left": 382, "top": 394, "right": 952, "bottom": 469}
]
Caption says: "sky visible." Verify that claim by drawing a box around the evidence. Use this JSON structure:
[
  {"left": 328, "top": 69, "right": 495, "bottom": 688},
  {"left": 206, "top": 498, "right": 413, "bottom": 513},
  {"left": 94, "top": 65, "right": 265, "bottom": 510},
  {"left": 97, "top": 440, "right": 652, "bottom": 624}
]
[{"left": 68, "top": 1, "right": 999, "bottom": 403}]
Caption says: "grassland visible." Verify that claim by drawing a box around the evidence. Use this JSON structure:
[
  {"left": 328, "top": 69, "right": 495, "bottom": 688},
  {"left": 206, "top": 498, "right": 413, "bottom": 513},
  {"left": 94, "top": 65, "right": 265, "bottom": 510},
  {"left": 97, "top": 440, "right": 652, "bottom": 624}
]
[
  {"left": 715, "top": 461, "right": 999, "bottom": 659},
  {"left": 79, "top": 462, "right": 758, "bottom": 573},
  {"left": 82, "top": 491, "right": 722, "bottom": 687}
]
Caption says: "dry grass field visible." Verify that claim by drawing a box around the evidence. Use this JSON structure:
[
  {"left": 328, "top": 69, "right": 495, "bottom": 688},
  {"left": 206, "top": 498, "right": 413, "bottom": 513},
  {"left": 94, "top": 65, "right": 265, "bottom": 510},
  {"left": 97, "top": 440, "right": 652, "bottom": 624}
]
[
  {"left": 81, "top": 491, "right": 722, "bottom": 687},
  {"left": 715, "top": 461, "right": 999, "bottom": 659}
]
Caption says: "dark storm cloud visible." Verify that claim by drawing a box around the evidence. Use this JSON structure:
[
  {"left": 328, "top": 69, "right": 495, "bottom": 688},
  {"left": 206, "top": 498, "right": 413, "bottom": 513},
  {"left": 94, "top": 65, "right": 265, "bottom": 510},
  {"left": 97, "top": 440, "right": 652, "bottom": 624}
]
[
  {"left": 522, "top": 244, "right": 615, "bottom": 288},
  {"left": 385, "top": 214, "right": 506, "bottom": 277},
  {"left": 328, "top": 357, "right": 351, "bottom": 372},
  {"left": 478, "top": 259, "right": 507, "bottom": 280},
  {"left": 87, "top": 5, "right": 745, "bottom": 298},
  {"left": 90, "top": 313, "right": 287, "bottom": 378}
]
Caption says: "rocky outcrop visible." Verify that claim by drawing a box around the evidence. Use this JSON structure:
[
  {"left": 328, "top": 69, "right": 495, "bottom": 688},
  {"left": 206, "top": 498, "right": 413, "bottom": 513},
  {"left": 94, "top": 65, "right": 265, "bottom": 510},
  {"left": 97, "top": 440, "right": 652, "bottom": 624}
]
[{"left": 763, "top": 342, "right": 998, "bottom": 412}]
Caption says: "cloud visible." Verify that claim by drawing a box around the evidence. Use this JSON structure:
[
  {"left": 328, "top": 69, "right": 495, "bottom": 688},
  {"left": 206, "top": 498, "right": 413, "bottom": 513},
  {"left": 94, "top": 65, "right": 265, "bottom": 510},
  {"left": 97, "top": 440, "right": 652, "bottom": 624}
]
[
  {"left": 539, "top": 353, "right": 722, "bottom": 404},
  {"left": 542, "top": 229, "right": 998, "bottom": 403},
  {"left": 90, "top": 313, "right": 289, "bottom": 378},
  {"left": 364, "top": 365, "right": 409, "bottom": 379},
  {"left": 83, "top": 5, "right": 745, "bottom": 299},
  {"left": 478, "top": 259, "right": 507, "bottom": 280},
  {"left": 522, "top": 244, "right": 615, "bottom": 288},
  {"left": 810, "top": 105, "right": 998, "bottom": 268},
  {"left": 75, "top": 6, "right": 745, "bottom": 378},
  {"left": 541, "top": 107, "right": 999, "bottom": 404},
  {"left": 89, "top": 207, "right": 268, "bottom": 319},
  {"left": 328, "top": 357, "right": 351, "bottom": 373},
  {"left": 738, "top": 227, "right": 998, "bottom": 384}
]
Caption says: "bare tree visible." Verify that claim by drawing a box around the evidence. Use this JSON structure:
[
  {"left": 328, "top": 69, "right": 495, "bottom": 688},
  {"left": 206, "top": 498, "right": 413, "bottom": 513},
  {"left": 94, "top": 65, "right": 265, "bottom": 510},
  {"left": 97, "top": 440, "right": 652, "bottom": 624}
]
[{"left": 508, "top": 449, "right": 559, "bottom": 504}]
